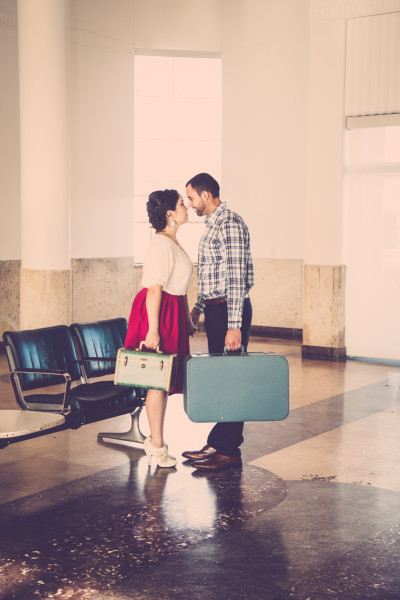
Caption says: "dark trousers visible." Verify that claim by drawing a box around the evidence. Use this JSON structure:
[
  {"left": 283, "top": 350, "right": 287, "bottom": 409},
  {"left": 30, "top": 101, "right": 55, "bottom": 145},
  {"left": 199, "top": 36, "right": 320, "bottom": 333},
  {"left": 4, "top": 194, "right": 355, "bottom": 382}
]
[{"left": 204, "top": 297, "right": 252, "bottom": 457}]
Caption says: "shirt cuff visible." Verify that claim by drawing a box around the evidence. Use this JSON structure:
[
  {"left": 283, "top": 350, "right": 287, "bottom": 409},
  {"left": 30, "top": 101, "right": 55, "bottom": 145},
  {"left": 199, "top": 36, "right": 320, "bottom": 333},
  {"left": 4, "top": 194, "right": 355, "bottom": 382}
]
[
  {"left": 194, "top": 300, "right": 205, "bottom": 314},
  {"left": 227, "top": 297, "right": 243, "bottom": 329},
  {"left": 227, "top": 317, "right": 242, "bottom": 329}
]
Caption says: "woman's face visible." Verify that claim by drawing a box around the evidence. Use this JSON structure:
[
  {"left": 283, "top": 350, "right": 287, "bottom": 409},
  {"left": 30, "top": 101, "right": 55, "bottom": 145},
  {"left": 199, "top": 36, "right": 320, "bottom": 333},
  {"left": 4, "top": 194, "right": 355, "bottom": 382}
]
[{"left": 170, "top": 194, "right": 189, "bottom": 226}]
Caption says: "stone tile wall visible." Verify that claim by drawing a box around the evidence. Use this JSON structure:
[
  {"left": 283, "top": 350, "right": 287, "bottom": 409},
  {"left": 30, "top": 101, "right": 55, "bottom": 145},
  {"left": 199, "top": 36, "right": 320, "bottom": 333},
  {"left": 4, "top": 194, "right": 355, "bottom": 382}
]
[{"left": 0, "top": 258, "right": 304, "bottom": 341}]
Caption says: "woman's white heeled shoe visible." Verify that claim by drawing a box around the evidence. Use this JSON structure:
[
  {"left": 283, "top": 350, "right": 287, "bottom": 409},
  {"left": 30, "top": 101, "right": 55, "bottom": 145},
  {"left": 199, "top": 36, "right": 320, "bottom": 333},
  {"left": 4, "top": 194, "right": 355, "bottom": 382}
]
[{"left": 144, "top": 437, "right": 177, "bottom": 468}]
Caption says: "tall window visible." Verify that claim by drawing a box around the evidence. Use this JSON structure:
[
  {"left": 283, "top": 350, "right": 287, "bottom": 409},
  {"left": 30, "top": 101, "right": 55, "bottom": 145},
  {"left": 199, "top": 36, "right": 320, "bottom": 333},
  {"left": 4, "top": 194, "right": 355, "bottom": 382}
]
[
  {"left": 133, "top": 54, "right": 222, "bottom": 262},
  {"left": 344, "top": 125, "right": 400, "bottom": 360}
]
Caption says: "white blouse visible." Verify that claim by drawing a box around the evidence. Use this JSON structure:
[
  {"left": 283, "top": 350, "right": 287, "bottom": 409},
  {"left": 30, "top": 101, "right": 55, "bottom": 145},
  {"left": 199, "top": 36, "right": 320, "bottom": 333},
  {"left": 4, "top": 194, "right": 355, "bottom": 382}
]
[{"left": 141, "top": 234, "right": 194, "bottom": 296}]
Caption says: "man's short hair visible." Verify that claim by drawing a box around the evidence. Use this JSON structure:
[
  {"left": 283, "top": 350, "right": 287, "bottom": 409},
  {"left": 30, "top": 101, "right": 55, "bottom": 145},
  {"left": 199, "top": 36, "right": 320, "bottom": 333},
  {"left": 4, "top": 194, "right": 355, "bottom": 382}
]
[{"left": 186, "top": 173, "right": 220, "bottom": 198}]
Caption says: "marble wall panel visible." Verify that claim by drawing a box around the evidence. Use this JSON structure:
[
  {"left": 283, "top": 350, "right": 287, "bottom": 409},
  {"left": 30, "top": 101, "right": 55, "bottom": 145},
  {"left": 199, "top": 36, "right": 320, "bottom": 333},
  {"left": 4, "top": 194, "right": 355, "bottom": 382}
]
[
  {"left": 2, "top": 257, "right": 310, "bottom": 345},
  {"left": 251, "top": 258, "right": 303, "bottom": 329},
  {"left": 0, "top": 260, "right": 20, "bottom": 337},
  {"left": 303, "top": 264, "right": 346, "bottom": 348},
  {"left": 71, "top": 257, "right": 140, "bottom": 323},
  {"left": 20, "top": 268, "right": 72, "bottom": 329}
]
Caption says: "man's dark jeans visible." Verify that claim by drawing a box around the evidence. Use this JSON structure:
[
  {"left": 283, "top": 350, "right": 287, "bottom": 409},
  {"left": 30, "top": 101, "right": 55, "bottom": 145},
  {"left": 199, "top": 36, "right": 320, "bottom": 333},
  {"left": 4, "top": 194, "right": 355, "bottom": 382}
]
[{"left": 204, "top": 297, "right": 252, "bottom": 457}]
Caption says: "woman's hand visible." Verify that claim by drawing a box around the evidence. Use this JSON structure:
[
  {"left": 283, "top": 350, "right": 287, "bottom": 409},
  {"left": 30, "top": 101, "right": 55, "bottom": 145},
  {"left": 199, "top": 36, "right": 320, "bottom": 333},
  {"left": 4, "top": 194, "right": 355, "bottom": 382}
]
[
  {"left": 187, "top": 316, "right": 197, "bottom": 336},
  {"left": 188, "top": 309, "right": 200, "bottom": 337},
  {"left": 144, "top": 329, "right": 160, "bottom": 351}
]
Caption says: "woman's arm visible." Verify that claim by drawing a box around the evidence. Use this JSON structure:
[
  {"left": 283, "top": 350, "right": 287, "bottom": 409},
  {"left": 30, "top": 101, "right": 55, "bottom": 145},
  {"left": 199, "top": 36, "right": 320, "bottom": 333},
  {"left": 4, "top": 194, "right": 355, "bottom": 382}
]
[
  {"left": 184, "top": 294, "right": 197, "bottom": 336},
  {"left": 144, "top": 285, "right": 163, "bottom": 350}
]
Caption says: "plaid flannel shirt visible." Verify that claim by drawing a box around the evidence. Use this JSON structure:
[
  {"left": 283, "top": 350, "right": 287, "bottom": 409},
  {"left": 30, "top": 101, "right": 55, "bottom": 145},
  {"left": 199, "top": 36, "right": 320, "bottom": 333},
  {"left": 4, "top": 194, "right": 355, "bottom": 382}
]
[{"left": 194, "top": 202, "right": 254, "bottom": 329}]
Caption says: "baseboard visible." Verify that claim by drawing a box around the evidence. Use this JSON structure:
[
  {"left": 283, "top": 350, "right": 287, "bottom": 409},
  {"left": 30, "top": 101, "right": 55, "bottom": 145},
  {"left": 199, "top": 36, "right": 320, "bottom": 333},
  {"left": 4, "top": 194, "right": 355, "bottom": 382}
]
[
  {"left": 251, "top": 325, "right": 303, "bottom": 340},
  {"left": 197, "top": 323, "right": 303, "bottom": 341},
  {"left": 302, "top": 344, "right": 346, "bottom": 362}
]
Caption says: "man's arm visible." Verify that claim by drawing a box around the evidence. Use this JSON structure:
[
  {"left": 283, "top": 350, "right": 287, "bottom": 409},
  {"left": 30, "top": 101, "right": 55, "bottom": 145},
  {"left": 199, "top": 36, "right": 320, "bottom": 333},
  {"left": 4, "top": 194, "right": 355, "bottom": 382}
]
[{"left": 221, "top": 218, "right": 249, "bottom": 351}]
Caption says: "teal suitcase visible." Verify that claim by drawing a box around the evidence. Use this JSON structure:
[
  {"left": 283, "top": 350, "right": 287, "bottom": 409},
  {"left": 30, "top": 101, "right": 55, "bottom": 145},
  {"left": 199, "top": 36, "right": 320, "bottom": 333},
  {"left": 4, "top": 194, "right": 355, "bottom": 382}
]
[{"left": 183, "top": 351, "right": 289, "bottom": 423}]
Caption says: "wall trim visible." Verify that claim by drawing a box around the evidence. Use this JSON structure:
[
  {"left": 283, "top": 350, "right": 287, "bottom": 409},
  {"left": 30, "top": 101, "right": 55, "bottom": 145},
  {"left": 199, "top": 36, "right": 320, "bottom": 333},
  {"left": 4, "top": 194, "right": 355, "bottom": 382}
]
[
  {"left": 346, "top": 114, "right": 400, "bottom": 128},
  {"left": 71, "top": 28, "right": 134, "bottom": 54},
  {"left": 302, "top": 344, "right": 347, "bottom": 362},
  {"left": 135, "top": 48, "right": 221, "bottom": 59},
  {"left": 310, "top": 0, "right": 400, "bottom": 21}
]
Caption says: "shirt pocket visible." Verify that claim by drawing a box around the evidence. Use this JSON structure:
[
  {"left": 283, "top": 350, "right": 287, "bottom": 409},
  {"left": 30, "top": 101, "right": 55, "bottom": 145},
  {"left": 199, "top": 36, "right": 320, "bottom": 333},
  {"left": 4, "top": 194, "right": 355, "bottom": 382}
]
[{"left": 205, "top": 237, "right": 223, "bottom": 262}]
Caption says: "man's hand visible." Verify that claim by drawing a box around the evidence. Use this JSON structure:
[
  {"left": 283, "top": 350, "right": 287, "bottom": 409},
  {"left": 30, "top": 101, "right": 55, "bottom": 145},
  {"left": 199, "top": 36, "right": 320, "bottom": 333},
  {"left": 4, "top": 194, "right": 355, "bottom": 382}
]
[{"left": 225, "top": 328, "right": 241, "bottom": 351}]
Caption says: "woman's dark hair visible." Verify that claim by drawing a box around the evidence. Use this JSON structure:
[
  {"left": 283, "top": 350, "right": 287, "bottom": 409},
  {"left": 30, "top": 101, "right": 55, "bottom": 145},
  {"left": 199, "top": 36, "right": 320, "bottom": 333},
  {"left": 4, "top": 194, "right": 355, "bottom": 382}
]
[
  {"left": 186, "top": 172, "right": 220, "bottom": 198},
  {"left": 147, "top": 189, "right": 179, "bottom": 232}
]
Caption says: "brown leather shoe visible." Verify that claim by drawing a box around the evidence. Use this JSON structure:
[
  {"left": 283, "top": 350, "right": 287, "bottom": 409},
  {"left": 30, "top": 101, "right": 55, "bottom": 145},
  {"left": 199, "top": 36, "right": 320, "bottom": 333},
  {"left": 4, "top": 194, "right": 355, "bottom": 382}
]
[
  {"left": 182, "top": 444, "right": 217, "bottom": 461},
  {"left": 192, "top": 453, "right": 242, "bottom": 471}
]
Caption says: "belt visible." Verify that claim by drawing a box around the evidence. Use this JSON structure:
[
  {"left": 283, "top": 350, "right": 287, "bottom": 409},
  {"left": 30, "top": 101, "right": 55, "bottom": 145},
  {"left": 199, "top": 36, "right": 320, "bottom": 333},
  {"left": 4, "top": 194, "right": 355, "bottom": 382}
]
[{"left": 204, "top": 297, "right": 227, "bottom": 306}]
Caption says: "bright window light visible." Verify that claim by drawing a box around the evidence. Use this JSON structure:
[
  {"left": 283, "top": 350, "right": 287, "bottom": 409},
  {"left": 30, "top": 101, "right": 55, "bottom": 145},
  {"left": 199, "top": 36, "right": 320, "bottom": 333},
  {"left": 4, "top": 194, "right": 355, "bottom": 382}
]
[{"left": 344, "top": 126, "right": 400, "bottom": 361}]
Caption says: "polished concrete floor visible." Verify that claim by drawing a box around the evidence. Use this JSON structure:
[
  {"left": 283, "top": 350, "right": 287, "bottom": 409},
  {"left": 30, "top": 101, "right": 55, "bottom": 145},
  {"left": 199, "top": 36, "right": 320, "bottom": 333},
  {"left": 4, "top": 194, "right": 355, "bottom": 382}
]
[{"left": 1, "top": 333, "right": 400, "bottom": 599}]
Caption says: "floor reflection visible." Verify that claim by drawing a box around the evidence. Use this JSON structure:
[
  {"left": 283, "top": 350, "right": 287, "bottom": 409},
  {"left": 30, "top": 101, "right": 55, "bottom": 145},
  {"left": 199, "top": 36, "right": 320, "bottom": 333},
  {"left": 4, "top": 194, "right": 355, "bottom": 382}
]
[{"left": 0, "top": 453, "right": 287, "bottom": 600}]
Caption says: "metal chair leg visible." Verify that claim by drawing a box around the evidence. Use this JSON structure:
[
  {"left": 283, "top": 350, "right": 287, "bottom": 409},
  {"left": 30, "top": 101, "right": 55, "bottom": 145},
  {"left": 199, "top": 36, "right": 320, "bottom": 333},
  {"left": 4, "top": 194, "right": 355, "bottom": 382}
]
[{"left": 97, "top": 405, "right": 146, "bottom": 445}]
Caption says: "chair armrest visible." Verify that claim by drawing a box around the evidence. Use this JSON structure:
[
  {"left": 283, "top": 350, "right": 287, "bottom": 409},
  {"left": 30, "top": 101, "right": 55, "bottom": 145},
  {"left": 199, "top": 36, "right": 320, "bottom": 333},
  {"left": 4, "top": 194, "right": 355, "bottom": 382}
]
[
  {"left": 10, "top": 368, "right": 72, "bottom": 414},
  {"left": 11, "top": 367, "right": 71, "bottom": 377}
]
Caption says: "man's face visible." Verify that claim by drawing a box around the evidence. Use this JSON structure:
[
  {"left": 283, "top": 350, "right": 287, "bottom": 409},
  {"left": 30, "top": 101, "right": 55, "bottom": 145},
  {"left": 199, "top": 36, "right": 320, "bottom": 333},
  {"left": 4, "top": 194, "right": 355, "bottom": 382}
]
[{"left": 186, "top": 184, "right": 207, "bottom": 217}]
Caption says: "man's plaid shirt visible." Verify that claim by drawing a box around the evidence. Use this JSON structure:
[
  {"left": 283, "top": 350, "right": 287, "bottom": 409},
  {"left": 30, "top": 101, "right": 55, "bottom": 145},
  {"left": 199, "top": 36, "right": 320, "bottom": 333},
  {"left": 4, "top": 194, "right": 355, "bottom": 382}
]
[{"left": 194, "top": 202, "right": 254, "bottom": 329}]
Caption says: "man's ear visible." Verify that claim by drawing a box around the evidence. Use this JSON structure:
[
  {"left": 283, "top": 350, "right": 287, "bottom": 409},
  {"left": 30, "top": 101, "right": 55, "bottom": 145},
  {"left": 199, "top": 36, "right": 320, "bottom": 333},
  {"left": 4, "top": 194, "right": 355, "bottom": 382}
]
[{"left": 201, "top": 190, "right": 209, "bottom": 201}]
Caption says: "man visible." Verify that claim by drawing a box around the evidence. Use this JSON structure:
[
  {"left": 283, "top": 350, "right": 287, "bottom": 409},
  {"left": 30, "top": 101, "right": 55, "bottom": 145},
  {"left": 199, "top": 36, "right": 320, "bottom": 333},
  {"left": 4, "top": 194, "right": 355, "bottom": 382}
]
[{"left": 183, "top": 172, "right": 254, "bottom": 471}]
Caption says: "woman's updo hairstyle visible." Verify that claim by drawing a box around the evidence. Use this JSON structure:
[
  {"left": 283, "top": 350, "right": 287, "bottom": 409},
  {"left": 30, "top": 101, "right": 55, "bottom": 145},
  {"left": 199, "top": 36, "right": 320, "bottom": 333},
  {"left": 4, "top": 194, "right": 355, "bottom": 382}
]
[{"left": 147, "top": 189, "right": 179, "bottom": 232}]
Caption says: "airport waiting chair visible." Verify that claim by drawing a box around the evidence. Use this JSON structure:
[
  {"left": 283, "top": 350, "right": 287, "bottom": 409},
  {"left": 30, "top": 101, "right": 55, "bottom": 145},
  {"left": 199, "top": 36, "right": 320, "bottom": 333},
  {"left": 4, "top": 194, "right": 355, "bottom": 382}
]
[
  {"left": 1, "top": 319, "right": 145, "bottom": 448},
  {"left": 70, "top": 318, "right": 146, "bottom": 445}
]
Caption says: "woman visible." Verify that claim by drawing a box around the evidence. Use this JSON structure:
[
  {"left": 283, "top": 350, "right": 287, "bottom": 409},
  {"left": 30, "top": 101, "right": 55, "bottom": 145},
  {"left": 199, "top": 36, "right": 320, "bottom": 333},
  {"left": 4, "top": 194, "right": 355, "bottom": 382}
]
[{"left": 124, "top": 189, "right": 194, "bottom": 468}]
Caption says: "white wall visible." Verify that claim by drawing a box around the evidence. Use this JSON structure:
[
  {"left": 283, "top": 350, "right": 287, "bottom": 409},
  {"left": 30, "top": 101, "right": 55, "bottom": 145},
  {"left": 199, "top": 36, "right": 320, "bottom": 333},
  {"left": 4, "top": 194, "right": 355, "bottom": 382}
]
[
  {"left": 0, "top": 0, "right": 310, "bottom": 333},
  {"left": 304, "top": 14, "right": 346, "bottom": 266},
  {"left": 222, "top": 0, "right": 310, "bottom": 260},
  {"left": 70, "top": 0, "right": 135, "bottom": 258},
  {"left": 0, "top": 0, "right": 309, "bottom": 264}
]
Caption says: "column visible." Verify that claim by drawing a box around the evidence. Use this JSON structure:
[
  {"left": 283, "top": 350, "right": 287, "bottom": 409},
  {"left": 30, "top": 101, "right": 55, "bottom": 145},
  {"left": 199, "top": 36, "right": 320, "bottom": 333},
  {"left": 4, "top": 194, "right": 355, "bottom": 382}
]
[
  {"left": 302, "top": 13, "right": 347, "bottom": 360},
  {"left": 17, "top": 0, "right": 71, "bottom": 329}
]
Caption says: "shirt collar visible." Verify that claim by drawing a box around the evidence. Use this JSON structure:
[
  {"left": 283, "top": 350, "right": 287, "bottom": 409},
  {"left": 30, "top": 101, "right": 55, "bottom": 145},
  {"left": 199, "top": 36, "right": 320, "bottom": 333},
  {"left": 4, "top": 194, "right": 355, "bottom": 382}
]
[{"left": 204, "top": 201, "right": 226, "bottom": 226}]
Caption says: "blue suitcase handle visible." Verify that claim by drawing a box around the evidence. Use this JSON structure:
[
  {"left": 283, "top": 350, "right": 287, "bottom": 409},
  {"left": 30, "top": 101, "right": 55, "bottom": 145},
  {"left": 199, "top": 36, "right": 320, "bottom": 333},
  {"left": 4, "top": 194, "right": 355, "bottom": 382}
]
[{"left": 223, "top": 345, "right": 246, "bottom": 355}]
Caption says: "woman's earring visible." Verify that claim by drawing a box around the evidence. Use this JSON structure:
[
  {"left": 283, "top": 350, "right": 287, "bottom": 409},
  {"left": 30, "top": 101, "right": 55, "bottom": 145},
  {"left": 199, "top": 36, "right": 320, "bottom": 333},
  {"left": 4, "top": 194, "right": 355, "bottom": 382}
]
[{"left": 169, "top": 219, "right": 176, "bottom": 227}]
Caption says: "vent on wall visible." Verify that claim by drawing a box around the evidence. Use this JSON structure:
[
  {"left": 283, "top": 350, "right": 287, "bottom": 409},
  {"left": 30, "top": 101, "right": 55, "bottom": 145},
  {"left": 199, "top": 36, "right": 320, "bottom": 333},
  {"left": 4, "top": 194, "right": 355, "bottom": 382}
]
[{"left": 345, "top": 12, "right": 400, "bottom": 118}]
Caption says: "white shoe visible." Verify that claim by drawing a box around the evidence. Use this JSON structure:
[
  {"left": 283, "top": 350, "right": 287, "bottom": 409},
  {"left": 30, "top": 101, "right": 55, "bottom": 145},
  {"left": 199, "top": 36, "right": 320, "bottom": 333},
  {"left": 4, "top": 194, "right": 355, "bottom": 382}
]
[{"left": 144, "top": 437, "right": 177, "bottom": 468}]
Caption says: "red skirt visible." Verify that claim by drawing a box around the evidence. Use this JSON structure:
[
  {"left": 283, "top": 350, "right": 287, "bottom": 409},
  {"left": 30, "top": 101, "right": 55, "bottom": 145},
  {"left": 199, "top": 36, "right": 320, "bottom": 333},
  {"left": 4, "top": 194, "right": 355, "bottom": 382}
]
[{"left": 124, "top": 288, "right": 189, "bottom": 395}]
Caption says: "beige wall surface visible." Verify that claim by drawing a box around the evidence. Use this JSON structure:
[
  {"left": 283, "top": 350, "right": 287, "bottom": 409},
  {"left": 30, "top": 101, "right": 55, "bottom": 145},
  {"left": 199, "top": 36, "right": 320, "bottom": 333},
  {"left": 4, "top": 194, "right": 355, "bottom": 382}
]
[{"left": 0, "top": 9, "right": 20, "bottom": 260}]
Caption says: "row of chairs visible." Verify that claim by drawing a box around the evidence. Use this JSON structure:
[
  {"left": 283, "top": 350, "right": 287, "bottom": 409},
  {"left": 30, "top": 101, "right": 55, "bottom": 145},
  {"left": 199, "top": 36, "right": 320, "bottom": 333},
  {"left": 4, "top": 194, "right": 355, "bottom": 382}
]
[{"left": 1, "top": 318, "right": 146, "bottom": 448}]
